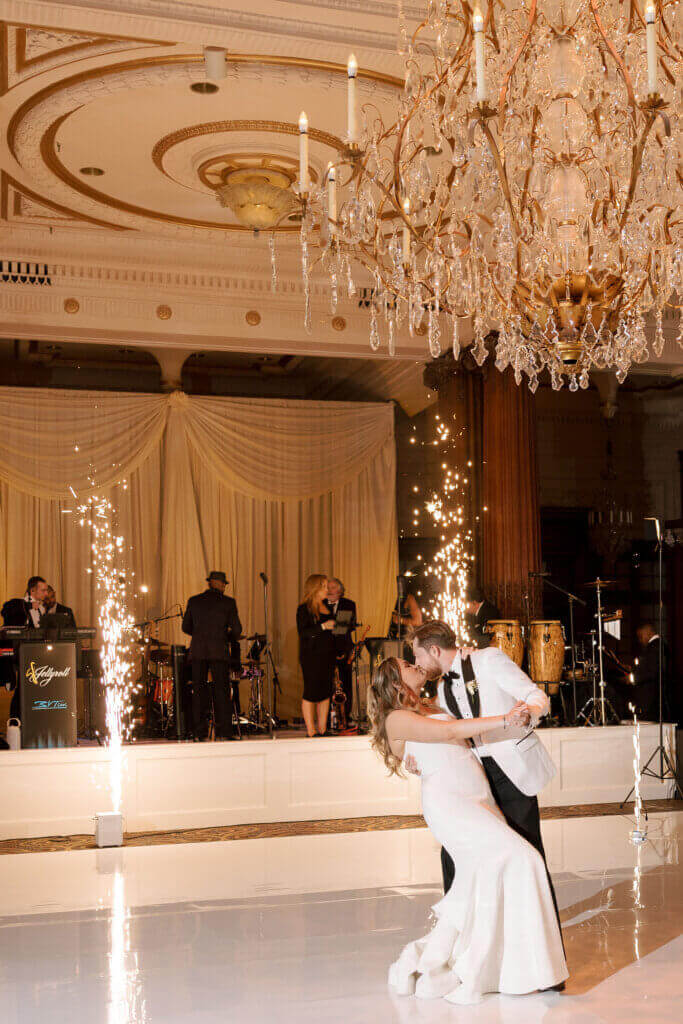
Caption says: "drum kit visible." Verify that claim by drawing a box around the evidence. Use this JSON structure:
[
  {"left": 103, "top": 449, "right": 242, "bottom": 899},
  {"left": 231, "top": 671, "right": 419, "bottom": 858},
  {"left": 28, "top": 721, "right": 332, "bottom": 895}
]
[
  {"left": 485, "top": 576, "right": 623, "bottom": 727},
  {"left": 133, "top": 621, "right": 281, "bottom": 739}
]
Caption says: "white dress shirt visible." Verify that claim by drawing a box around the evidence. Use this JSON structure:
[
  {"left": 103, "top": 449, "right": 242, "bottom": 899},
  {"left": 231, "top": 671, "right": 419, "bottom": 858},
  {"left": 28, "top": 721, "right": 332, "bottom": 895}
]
[{"left": 446, "top": 654, "right": 492, "bottom": 758}]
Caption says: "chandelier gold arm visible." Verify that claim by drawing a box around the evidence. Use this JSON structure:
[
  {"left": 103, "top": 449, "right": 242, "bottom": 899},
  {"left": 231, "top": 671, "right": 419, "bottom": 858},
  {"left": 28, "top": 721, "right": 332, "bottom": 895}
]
[
  {"left": 473, "top": 111, "right": 521, "bottom": 238},
  {"left": 619, "top": 106, "right": 660, "bottom": 231},
  {"left": 588, "top": 0, "right": 638, "bottom": 114},
  {"left": 498, "top": 0, "right": 537, "bottom": 135}
]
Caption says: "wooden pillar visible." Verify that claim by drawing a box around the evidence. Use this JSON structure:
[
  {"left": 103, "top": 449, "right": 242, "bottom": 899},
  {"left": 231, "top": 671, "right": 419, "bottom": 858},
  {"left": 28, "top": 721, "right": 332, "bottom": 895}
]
[
  {"left": 423, "top": 344, "right": 543, "bottom": 621},
  {"left": 423, "top": 353, "right": 484, "bottom": 571},
  {"left": 481, "top": 363, "right": 542, "bottom": 619}
]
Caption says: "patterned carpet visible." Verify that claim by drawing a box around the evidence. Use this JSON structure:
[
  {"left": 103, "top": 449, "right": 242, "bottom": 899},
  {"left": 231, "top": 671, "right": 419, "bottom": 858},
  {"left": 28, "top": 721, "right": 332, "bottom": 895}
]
[{"left": 1, "top": 799, "right": 680, "bottom": 855}]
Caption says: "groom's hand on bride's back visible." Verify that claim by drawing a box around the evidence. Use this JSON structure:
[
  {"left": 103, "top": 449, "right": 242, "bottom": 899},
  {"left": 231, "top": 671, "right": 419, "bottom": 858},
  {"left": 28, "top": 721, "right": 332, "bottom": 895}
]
[{"left": 404, "top": 754, "right": 421, "bottom": 776}]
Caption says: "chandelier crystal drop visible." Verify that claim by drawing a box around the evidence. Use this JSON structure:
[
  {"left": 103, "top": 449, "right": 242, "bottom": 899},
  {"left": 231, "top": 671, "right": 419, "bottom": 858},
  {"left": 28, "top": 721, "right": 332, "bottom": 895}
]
[{"left": 292, "top": 2, "right": 681, "bottom": 389}]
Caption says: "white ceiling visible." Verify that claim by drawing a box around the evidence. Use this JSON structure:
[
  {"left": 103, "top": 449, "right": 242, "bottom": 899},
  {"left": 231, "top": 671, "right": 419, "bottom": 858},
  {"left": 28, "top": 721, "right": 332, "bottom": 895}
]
[{"left": 0, "top": 0, "right": 680, "bottom": 383}]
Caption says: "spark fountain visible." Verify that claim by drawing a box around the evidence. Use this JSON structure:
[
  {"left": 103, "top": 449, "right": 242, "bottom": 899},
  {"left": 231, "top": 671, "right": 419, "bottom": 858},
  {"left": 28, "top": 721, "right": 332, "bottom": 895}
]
[
  {"left": 406, "top": 413, "right": 476, "bottom": 644},
  {"left": 629, "top": 701, "right": 648, "bottom": 846},
  {"left": 76, "top": 491, "right": 137, "bottom": 846}
]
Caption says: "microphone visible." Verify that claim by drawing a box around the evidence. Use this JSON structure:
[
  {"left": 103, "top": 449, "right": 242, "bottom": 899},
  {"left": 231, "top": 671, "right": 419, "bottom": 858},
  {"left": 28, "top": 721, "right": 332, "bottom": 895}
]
[
  {"left": 528, "top": 572, "right": 549, "bottom": 578},
  {"left": 259, "top": 572, "right": 269, "bottom": 584}
]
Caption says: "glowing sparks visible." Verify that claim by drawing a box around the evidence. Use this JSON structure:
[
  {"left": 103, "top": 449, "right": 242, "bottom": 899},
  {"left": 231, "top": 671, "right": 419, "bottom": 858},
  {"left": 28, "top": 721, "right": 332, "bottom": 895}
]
[
  {"left": 406, "top": 415, "right": 474, "bottom": 644},
  {"left": 629, "top": 702, "right": 648, "bottom": 846},
  {"left": 77, "top": 493, "right": 137, "bottom": 813}
]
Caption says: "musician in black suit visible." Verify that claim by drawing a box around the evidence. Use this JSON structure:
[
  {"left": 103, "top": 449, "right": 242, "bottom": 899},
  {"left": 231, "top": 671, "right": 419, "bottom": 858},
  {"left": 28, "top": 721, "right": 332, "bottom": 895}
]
[
  {"left": 1, "top": 575, "right": 49, "bottom": 718},
  {"left": 621, "top": 622, "right": 669, "bottom": 721},
  {"left": 182, "top": 571, "right": 242, "bottom": 741},
  {"left": 44, "top": 585, "right": 77, "bottom": 628},
  {"left": 465, "top": 585, "right": 501, "bottom": 646},
  {"left": 325, "top": 577, "right": 357, "bottom": 722}
]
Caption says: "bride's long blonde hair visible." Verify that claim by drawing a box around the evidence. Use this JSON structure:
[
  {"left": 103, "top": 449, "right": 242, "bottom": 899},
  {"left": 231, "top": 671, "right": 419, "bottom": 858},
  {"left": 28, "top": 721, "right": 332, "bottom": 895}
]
[{"left": 367, "top": 657, "right": 423, "bottom": 776}]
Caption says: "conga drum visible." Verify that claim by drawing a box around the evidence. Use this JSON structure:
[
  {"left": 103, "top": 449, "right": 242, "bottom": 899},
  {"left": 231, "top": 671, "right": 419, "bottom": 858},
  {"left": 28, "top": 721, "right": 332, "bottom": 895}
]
[
  {"left": 528, "top": 621, "right": 565, "bottom": 694},
  {"left": 485, "top": 620, "right": 524, "bottom": 667}
]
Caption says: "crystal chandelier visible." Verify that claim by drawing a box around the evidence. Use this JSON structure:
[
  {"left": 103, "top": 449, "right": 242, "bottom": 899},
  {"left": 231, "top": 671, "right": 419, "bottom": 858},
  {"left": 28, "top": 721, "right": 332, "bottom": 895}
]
[{"left": 292, "top": 2, "right": 681, "bottom": 390}]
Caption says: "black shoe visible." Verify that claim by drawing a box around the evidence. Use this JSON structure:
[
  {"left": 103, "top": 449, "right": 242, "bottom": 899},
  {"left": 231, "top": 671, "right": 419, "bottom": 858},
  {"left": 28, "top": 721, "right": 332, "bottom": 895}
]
[{"left": 541, "top": 982, "right": 565, "bottom": 993}]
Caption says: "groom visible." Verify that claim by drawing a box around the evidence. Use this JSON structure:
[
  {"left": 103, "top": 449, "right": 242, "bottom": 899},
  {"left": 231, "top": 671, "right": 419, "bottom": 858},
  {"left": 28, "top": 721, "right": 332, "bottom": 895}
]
[{"left": 410, "top": 619, "right": 564, "bottom": 964}]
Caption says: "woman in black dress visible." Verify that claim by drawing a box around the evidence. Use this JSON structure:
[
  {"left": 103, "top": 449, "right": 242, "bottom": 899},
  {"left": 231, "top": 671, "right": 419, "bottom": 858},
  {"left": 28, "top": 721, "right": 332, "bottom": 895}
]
[{"left": 297, "top": 573, "right": 336, "bottom": 737}]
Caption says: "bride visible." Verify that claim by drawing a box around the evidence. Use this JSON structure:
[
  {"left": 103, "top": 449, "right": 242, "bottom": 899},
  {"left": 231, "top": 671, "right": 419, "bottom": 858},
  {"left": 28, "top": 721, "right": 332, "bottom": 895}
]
[{"left": 368, "top": 657, "right": 568, "bottom": 1005}]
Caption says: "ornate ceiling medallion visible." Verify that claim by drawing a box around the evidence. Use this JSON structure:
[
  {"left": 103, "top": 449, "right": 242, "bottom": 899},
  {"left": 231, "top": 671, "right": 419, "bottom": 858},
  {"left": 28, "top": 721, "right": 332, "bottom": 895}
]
[{"left": 202, "top": 153, "right": 315, "bottom": 232}]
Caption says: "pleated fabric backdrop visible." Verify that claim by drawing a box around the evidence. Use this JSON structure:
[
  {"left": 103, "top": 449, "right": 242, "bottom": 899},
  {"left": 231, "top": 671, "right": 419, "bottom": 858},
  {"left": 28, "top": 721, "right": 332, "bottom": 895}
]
[{"left": 0, "top": 388, "right": 398, "bottom": 717}]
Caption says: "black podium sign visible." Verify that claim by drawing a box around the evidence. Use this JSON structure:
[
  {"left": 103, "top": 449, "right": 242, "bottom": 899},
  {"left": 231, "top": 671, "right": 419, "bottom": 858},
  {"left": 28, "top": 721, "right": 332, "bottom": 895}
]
[{"left": 19, "top": 641, "right": 78, "bottom": 748}]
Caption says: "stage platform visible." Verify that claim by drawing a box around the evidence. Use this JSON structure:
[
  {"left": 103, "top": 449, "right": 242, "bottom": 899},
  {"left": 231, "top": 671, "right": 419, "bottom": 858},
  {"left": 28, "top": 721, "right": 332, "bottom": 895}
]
[{"left": 0, "top": 724, "right": 677, "bottom": 841}]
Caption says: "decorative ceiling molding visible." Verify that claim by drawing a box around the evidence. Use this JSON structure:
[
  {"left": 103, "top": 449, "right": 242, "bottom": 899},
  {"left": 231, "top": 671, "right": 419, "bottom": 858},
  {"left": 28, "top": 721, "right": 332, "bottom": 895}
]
[
  {"left": 7, "top": 0, "right": 402, "bottom": 51},
  {"left": 1, "top": 20, "right": 170, "bottom": 95},
  {"left": 7, "top": 50, "right": 399, "bottom": 237},
  {"left": 1, "top": 170, "right": 129, "bottom": 230}
]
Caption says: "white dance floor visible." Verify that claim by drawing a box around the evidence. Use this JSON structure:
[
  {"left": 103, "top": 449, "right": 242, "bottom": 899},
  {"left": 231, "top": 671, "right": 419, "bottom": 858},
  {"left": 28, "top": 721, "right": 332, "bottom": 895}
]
[{"left": 1, "top": 810, "right": 681, "bottom": 1023}]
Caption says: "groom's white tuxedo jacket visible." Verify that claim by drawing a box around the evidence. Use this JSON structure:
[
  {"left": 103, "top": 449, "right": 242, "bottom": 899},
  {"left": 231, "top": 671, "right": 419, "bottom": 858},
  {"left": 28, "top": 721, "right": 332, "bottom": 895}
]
[{"left": 437, "top": 647, "right": 556, "bottom": 797}]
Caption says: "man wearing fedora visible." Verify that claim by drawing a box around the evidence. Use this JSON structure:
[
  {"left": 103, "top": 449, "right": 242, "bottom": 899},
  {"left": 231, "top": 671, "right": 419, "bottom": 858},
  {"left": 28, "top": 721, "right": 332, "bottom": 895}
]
[{"left": 182, "top": 571, "right": 242, "bottom": 740}]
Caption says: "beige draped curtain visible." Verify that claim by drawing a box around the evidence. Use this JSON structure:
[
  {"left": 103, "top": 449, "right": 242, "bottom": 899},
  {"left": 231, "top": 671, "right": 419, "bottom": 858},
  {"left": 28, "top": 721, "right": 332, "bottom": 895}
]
[{"left": 0, "top": 387, "right": 397, "bottom": 717}]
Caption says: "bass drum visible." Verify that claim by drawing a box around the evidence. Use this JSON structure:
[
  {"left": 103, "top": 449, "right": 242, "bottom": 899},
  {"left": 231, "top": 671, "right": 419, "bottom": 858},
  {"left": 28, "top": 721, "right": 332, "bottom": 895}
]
[
  {"left": 485, "top": 620, "right": 524, "bottom": 667},
  {"left": 528, "top": 620, "right": 565, "bottom": 694}
]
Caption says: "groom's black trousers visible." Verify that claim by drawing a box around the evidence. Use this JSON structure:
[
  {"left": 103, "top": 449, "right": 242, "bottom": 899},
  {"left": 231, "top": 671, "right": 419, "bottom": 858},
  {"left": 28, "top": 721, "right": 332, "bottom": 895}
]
[{"left": 440, "top": 756, "right": 563, "bottom": 938}]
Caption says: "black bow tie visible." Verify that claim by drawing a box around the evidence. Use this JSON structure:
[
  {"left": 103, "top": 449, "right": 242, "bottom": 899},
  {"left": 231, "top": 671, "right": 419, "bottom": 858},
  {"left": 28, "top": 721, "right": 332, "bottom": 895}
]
[{"left": 443, "top": 670, "right": 460, "bottom": 683}]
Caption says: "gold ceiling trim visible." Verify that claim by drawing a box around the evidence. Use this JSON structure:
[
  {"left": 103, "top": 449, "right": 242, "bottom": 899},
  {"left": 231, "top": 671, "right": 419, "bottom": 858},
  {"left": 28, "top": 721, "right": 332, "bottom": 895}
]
[
  {"left": 16, "top": 28, "right": 120, "bottom": 72},
  {"left": 8, "top": 52, "right": 402, "bottom": 159},
  {"left": 1, "top": 22, "right": 173, "bottom": 97},
  {"left": 153, "top": 120, "right": 343, "bottom": 180},
  {"left": 0, "top": 169, "right": 129, "bottom": 230},
  {"left": 195, "top": 152, "right": 319, "bottom": 191},
  {"left": 41, "top": 113, "right": 308, "bottom": 232},
  {"left": 0, "top": 23, "right": 10, "bottom": 95}
]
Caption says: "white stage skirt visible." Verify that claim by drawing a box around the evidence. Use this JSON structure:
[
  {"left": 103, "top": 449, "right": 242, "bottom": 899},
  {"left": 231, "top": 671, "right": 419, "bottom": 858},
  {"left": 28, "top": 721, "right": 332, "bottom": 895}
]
[{"left": 0, "top": 724, "right": 677, "bottom": 840}]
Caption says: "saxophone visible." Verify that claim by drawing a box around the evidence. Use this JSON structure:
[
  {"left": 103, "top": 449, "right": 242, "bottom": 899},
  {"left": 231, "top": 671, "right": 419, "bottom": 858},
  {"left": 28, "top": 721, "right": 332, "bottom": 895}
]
[{"left": 329, "top": 664, "right": 348, "bottom": 733}]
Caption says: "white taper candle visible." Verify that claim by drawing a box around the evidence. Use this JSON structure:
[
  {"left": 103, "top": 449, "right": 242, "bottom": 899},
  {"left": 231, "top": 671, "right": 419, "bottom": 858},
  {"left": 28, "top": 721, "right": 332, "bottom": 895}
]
[
  {"left": 473, "top": 8, "right": 487, "bottom": 103},
  {"left": 645, "top": 2, "right": 658, "bottom": 95},
  {"left": 402, "top": 198, "right": 410, "bottom": 265},
  {"left": 327, "top": 163, "right": 337, "bottom": 235},
  {"left": 298, "top": 111, "right": 309, "bottom": 193},
  {"left": 347, "top": 54, "right": 358, "bottom": 143}
]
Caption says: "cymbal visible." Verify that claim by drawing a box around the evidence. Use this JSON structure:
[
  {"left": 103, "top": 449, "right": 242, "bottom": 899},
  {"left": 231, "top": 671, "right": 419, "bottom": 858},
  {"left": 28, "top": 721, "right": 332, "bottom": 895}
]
[{"left": 583, "top": 578, "right": 616, "bottom": 588}]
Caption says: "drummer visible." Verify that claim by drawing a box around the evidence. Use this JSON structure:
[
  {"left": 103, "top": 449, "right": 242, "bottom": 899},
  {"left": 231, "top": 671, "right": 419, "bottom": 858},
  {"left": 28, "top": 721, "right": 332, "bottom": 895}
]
[{"left": 465, "top": 585, "right": 501, "bottom": 646}]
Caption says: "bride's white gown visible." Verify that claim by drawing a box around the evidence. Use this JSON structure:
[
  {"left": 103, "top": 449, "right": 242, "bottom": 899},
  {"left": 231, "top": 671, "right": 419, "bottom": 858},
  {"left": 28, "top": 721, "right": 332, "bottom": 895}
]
[{"left": 388, "top": 717, "right": 568, "bottom": 1004}]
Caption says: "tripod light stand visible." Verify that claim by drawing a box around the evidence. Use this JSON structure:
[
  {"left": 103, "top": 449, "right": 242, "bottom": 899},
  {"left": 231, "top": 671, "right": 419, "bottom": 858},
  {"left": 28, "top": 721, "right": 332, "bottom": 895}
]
[{"left": 621, "top": 517, "right": 683, "bottom": 804}]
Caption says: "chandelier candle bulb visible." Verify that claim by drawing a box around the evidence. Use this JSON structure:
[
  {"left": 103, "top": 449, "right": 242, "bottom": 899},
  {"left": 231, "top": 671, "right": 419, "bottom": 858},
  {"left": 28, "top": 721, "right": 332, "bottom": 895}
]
[
  {"left": 327, "top": 163, "right": 337, "bottom": 235},
  {"left": 298, "top": 112, "right": 309, "bottom": 193},
  {"left": 645, "top": 3, "right": 658, "bottom": 94},
  {"left": 472, "top": 9, "right": 487, "bottom": 103},
  {"left": 347, "top": 54, "right": 358, "bottom": 143}
]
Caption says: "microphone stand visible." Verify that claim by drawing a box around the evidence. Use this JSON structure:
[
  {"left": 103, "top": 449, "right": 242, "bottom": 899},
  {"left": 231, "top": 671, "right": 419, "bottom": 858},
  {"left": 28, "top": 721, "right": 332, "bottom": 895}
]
[
  {"left": 259, "top": 572, "right": 278, "bottom": 735},
  {"left": 531, "top": 574, "right": 586, "bottom": 724},
  {"left": 621, "top": 518, "right": 683, "bottom": 804}
]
